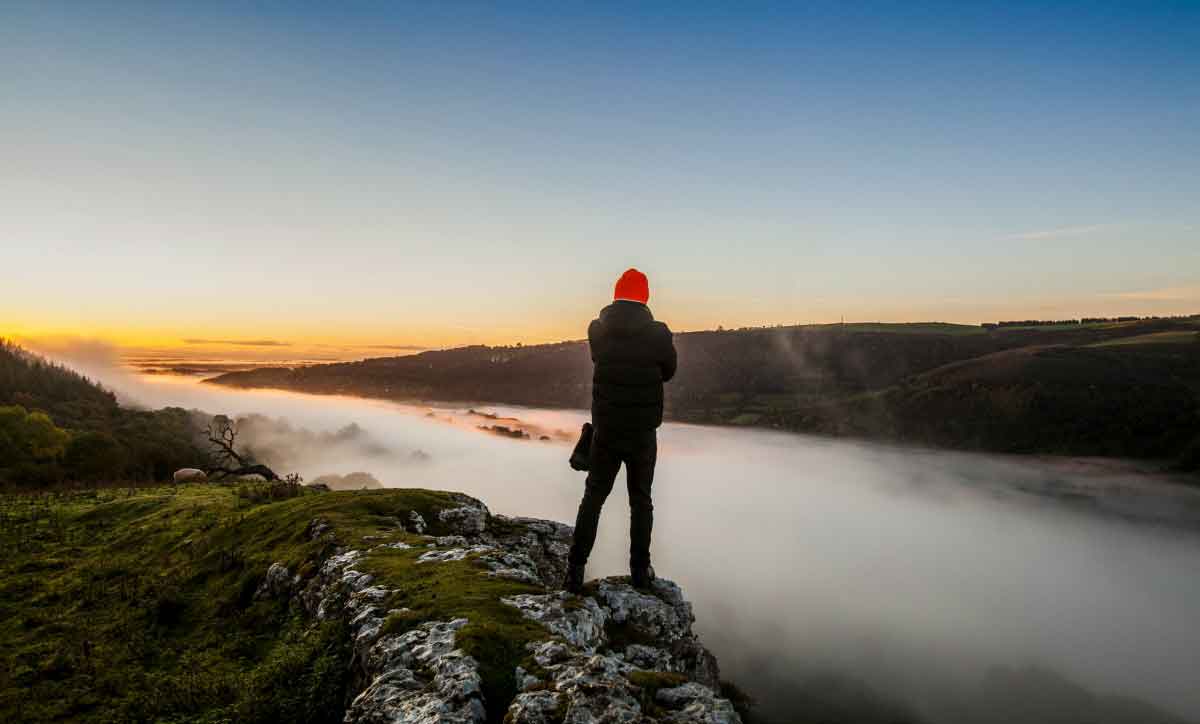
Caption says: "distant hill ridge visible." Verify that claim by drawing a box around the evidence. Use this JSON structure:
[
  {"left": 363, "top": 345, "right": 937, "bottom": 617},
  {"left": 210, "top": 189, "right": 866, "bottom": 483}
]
[{"left": 208, "top": 319, "right": 1200, "bottom": 466}]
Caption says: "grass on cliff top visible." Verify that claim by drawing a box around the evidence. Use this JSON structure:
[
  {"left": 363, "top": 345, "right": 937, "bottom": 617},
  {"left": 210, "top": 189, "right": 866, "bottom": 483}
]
[
  {"left": 0, "top": 482, "right": 475, "bottom": 723},
  {"left": 362, "top": 547, "right": 547, "bottom": 723}
]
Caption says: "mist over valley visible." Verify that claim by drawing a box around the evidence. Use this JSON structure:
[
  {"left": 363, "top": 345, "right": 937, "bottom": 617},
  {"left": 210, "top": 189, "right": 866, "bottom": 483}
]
[{"left": 66, "top": 358, "right": 1200, "bottom": 724}]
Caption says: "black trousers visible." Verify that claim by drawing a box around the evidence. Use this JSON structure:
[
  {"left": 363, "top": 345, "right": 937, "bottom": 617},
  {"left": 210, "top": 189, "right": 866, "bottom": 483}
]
[{"left": 568, "top": 426, "right": 657, "bottom": 569}]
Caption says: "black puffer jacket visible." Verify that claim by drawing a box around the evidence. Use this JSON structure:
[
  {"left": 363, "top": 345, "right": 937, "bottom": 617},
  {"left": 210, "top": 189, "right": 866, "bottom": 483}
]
[{"left": 589, "top": 301, "right": 677, "bottom": 430}]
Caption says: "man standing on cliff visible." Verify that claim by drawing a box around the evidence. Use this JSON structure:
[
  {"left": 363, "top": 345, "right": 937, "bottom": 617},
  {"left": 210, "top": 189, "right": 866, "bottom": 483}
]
[{"left": 564, "top": 268, "right": 677, "bottom": 593}]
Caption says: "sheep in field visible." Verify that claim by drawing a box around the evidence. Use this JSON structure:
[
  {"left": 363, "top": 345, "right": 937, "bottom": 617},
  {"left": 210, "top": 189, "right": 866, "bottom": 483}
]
[{"left": 173, "top": 468, "right": 208, "bottom": 483}]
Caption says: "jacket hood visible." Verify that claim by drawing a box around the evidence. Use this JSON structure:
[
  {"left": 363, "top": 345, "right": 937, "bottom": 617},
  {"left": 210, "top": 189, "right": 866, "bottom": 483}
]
[{"left": 597, "top": 301, "right": 654, "bottom": 337}]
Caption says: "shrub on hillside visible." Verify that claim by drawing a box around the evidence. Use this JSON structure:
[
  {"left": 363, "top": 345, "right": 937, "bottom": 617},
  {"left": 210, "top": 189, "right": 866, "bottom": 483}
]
[
  {"left": 63, "top": 431, "right": 127, "bottom": 481},
  {"left": 0, "top": 405, "right": 70, "bottom": 486}
]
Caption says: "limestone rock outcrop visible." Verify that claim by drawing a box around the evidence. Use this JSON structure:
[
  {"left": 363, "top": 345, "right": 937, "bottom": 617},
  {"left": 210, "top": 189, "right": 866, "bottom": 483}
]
[{"left": 270, "top": 492, "right": 742, "bottom": 724}]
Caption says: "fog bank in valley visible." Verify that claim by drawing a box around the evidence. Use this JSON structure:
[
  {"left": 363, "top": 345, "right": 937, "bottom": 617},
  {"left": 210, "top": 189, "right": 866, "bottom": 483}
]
[{"left": 43, "top": 348, "right": 1200, "bottom": 724}]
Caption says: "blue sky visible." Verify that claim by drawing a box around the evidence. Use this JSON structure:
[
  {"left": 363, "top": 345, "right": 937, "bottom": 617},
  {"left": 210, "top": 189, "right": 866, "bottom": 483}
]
[{"left": 3, "top": 1, "right": 1198, "bottom": 350}]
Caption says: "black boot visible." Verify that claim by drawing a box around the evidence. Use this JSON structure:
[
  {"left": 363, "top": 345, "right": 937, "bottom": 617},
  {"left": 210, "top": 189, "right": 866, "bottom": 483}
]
[
  {"left": 630, "top": 564, "right": 655, "bottom": 590},
  {"left": 563, "top": 563, "right": 585, "bottom": 594}
]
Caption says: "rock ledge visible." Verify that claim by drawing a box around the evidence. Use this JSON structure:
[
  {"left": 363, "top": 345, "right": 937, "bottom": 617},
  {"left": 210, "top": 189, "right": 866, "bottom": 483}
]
[{"left": 267, "top": 493, "right": 741, "bottom": 723}]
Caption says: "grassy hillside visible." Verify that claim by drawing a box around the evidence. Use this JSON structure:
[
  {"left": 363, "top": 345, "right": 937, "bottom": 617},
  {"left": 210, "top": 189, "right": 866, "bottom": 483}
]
[
  {"left": 806, "top": 342, "right": 1200, "bottom": 457},
  {"left": 0, "top": 482, "right": 548, "bottom": 723}
]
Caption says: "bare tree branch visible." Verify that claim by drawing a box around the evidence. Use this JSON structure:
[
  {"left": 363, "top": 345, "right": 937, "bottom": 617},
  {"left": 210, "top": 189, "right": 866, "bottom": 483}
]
[{"left": 203, "top": 415, "right": 280, "bottom": 481}]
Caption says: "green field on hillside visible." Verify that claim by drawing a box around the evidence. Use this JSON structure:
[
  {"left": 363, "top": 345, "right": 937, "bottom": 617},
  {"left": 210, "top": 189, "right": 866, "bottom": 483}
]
[
  {"left": 1091, "top": 331, "right": 1200, "bottom": 347},
  {"left": 0, "top": 483, "right": 543, "bottom": 723}
]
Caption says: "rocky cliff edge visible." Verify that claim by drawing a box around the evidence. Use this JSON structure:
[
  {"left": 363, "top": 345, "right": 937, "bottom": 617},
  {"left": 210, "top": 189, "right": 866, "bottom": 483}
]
[{"left": 257, "top": 490, "right": 743, "bottom": 723}]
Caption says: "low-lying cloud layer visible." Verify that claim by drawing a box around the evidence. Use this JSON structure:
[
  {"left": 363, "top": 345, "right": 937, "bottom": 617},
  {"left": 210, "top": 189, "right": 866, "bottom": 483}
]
[
  {"left": 232, "top": 414, "right": 395, "bottom": 471},
  {"left": 182, "top": 338, "right": 292, "bottom": 347}
]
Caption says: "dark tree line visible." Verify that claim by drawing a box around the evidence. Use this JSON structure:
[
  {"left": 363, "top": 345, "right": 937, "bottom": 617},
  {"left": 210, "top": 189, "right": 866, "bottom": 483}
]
[
  {"left": 0, "top": 340, "right": 207, "bottom": 487},
  {"left": 982, "top": 313, "right": 1199, "bottom": 329}
]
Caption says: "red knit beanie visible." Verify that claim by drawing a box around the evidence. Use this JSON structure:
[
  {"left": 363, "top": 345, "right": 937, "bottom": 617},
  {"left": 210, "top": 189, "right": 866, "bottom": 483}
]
[{"left": 613, "top": 268, "right": 649, "bottom": 304}]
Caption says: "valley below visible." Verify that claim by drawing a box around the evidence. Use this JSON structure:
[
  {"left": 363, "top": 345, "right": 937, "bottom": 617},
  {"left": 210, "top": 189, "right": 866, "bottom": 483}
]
[
  {"left": 205, "top": 317, "right": 1200, "bottom": 470},
  {"left": 67, "top": 367, "right": 1200, "bottom": 723}
]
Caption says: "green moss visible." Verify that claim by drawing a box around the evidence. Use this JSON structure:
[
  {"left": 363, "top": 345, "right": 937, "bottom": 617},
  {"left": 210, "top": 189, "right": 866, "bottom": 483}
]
[
  {"left": 459, "top": 620, "right": 545, "bottom": 724},
  {"left": 358, "top": 547, "right": 547, "bottom": 723},
  {"left": 0, "top": 483, "right": 468, "bottom": 723},
  {"left": 553, "top": 692, "right": 570, "bottom": 721},
  {"left": 629, "top": 670, "right": 689, "bottom": 716},
  {"left": 603, "top": 620, "right": 658, "bottom": 652},
  {"left": 629, "top": 670, "right": 688, "bottom": 689},
  {"left": 482, "top": 515, "right": 529, "bottom": 538},
  {"left": 380, "top": 607, "right": 425, "bottom": 637}
]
